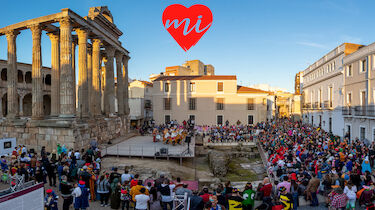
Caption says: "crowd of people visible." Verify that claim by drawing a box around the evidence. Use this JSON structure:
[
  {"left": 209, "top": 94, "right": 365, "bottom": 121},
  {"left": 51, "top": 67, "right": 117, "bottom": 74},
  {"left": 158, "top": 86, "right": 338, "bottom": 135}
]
[
  {"left": 256, "top": 119, "right": 375, "bottom": 209},
  {"left": 0, "top": 145, "right": 259, "bottom": 210}
]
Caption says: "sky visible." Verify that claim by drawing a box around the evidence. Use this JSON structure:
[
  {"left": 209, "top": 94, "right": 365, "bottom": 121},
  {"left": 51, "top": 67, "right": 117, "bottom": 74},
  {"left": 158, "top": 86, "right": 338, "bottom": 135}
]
[{"left": 0, "top": 0, "right": 374, "bottom": 92}]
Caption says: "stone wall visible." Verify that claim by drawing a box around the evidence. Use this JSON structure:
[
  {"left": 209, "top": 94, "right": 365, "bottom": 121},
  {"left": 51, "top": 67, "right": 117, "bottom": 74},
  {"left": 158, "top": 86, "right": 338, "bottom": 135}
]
[{"left": 0, "top": 115, "right": 129, "bottom": 153}]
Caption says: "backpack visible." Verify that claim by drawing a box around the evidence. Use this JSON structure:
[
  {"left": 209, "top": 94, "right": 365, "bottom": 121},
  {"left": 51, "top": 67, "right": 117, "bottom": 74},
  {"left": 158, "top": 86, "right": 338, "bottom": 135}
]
[{"left": 160, "top": 185, "right": 171, "bottom": 196}]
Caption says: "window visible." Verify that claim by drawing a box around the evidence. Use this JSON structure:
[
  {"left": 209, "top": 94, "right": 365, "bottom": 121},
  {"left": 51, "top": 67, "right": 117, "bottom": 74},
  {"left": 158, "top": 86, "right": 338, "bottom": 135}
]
[
  {"left": 164, "top": 83, "right": 170, "bottom": 92},
  {"left": 311, "top": 116, "right": 314, "bottom": 125},
  {"left": 361, "top": 91, "right": 366, "bottom": 106},
  {"left": 189, "top": 98, "right": 196, "bottom": 110},
  {"left": 217, "top": 82, "right": 223, "bottom": 92},
  {"left": 216, "top": 98, "right": 224, "bottom": 110},
  {"left": 347, "top": 93, "right": 352, "bottom": 105},
  {"left": 373, "top": 128, "right": 375, "bottom": 142},
  {"left": 360, "top": 127, "right": 366, "bottom": 141},
  {"left": 360, "top": 59, "right": 367, "bottom": 73},
  {"left": 248, "top": 115, "right": 254, "bottom": 125},
  {"left": 204, "top": 66, "right": 207, "bottom": 75},
  {"left": 329, "top": 117, "right": 332, "bottom": 133},
  {"left": 165, "top": 115, "right": 171, "bottom": 124},
  {"left": 332, "top": 62, "right": 335, "bottom": 71},
  {"left": 247, "top": 98, "right": 254, "bottom": 110},
  {"left": 190, "top": 82, "right": 195, "bottom": 92},
  {"left": 329, "top": 87, "right": 333, "bottom": 108},
  {"left": 164, "top": 98, "right": 171, "bottom": 110},
  {"left": 346, "top": 125, "right": 351, "bottom": 140},
  {"left": 189, "top": 115, "right": 195, "bottom": 121},
  {"left": 347, "top": 65, "right": 352, "bottom": 77},
  {"left": 217, "top": 115, "right": 223, "bottom": 125}
]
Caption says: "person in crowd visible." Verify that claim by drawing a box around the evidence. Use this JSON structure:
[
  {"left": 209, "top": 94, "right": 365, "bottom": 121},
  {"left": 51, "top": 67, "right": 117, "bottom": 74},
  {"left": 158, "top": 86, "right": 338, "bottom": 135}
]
[
  {"left": 227, "top": 188, "right": 243, "bottom": 210},
  {"left": 134, "top": 187, "right": 150, "bottom": 210},
  {"left": 97, "top": 175, "right": 111, "bottom": 207},
  {"left": 209, "top": 195, "right": 225, "bottom": 210},
  {"left": 330, "top": 187, "right": 348, "bottom": 209},
  {"left": 121, "top": 168, "right": 133, "bottom": 184},
  {"left": 130, "top": 180, "right": 149, "bottom": 201},
  {"left": 278, "top": 186, "right": 293, "bottom": 210},
  {"left": 242, "top": 182, "right": 255, "bottom": 210},
  {"left": 343, "top": 181, "right": 357, "bottom": 210},
  {"left": 258, "top": 178, "right": 272, "bottom": 206},
  {"left": 160, "top": 179, "right": 175, "bottom": 210},
  {"left": 109, "top": 167, "right": 121, "bottom": 183},
  {"left": 110, "top": 178, "right": 122, "bottom": 209},
  {"left": 45, "top": 189, "right": 58, "bottom": 210},
  {"left": 176, "top": 183, "right": 192, "bottom": 197},
  {"left": 120, "top": 181, "right": 131, "bottom": 210},
  {"left": 200, "top": 186, "right": 213, "bottom": 204},
  {"left": 73, "top": 181, "right": 90, "bottom": 210},
  {"left": 306, "top": 173, "right": 320, "bottom": 207},
  {"left": 60, "top": 175, "right": 73, "bottom": 210},
  {"left": 149, "top": 184, "right": 162, "bottom": 210},
  {"left": 190, "top": 190, "right": 205, "bottom": 210}
]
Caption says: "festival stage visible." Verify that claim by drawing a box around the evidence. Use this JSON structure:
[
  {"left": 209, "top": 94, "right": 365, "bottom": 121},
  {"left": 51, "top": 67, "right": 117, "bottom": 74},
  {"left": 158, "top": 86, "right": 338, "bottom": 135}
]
[{"left": 102, "top": 135, "right": 195, "bottom": 158}]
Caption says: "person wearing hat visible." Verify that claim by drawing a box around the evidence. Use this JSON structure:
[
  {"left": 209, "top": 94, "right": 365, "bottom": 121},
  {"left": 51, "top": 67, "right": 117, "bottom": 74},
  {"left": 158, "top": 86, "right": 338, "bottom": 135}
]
[
  {"left": 45, "top": 189, "right": 58, "bottom": 210},
  {"left": 73, "top": 181, "right": 90, "bottom": 210},
  {"left": 278, "top": 186, "right": 293, "bottom": 210},
  {"left": 228, "top": 188, "right": 243, "bottom": 210}
]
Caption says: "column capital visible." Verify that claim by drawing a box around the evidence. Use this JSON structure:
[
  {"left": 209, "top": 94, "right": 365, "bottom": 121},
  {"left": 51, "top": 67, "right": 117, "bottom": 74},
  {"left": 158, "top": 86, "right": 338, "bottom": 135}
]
[
  {"left": 28, "top": 24, "right": 42, "bottom": 38},
  {"left": 75, "top": 27, "right": 90, "bottom": 37},
  {"left": 105, "top": 45, "right": 116, "bottom": 58},
  {"left": 5, "top": 30, "right": 20, "bottom": 39},
  {"left": 47, "top": 32, "right": 60, "bottom": 40},
  {"left": 87, "top": 43, "right": 92, "bottom": 51},
  {"left": 122, "top": 54, "right": 130, "bottom": 63},
  {"left": 115, "top": 51, "right": 123, "bottom": 60},
  {"left": 72, "top": 35, "right": 78, "bottom": 45},
  {"left": 59, "top": 17, "right": 72, "bottom": 27}
]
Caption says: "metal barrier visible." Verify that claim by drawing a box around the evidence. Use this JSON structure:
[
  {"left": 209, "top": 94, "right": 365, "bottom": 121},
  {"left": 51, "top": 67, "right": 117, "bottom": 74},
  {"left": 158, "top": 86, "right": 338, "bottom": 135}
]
[{"left": 173, "top": 193, "right": 190, "bottom": 210}]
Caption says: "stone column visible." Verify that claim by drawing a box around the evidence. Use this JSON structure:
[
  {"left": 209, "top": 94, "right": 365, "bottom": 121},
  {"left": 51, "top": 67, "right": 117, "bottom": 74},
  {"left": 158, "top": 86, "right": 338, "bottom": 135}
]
[
  {"left": 115, "top": 52, "right": 124, "bottom": 115},
  {"left": 87, "top": 44, "right": 93, "bottom": 116},
  {"left": 72, "top": 37, "right": 77, "bottom": 112},
  {"left": 19, "top": 93, "right": 24, "bottom": 116},
  {"left": 29, "top": 24, "right": 44, "bottom": 120},
  {"left": 104, "top": 45, "right": 116, "bottom": 116},
  {"left": 91, "top": 39, "right": 102, "bottom": 116},
  {"left": 59, "top": 17, "right": 75, "bottom": 117},
  {"left": 76, "top": 28, "right": 89, "bottom": 118},
  {"left": 5, "top": 30, "right": 20, "bottom": 119},
  {"left": 122, "top": 55, "right": 130, "bottom": 115},
  {"left": 47, "top": 32, "right": 60, "bottom": 116}
]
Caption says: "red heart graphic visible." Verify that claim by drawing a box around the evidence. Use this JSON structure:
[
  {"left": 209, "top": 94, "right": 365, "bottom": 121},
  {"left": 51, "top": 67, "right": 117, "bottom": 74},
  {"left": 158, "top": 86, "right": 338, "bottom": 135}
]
[{"left": 162, "top": 4, "right": 213, "bottom": 51}]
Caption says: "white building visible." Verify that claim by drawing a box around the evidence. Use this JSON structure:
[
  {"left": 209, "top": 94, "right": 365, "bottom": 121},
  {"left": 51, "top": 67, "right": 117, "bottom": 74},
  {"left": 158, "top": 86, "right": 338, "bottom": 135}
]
[
  {"left": 301, "top": 43, "right": 362, "bottom": 137},
  {"left": 128, "top": 80, "right": 153, "bottom": 128}
]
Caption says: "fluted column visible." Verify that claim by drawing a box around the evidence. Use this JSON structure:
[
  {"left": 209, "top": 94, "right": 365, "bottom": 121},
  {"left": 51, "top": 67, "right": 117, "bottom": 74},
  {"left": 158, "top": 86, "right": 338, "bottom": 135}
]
[
  {"left": 76, "top": 28, "right": 89, "bottom": 118},
  {"left": 59, "top": 17, "right": 75, "bottom": 117},
  {"left": 19, "top": 94, "right": 24, "bottom": 116},
  {"left": 115, "top": 52, "right": 124, "bottom": 115},
  {"left": 72, "top": 37, "right": 77, "bottom": 112},
  {"left": 87, "top": 44, "right": 93, "bottom": 116},
  {"left": 6, "top": 30, "right": 20, "bottom": 119},
  {"left": 122, "top": 55, "right": 130, "bottom": 115},
  {"left": 47, "top": 32, "right": 60, "bottom": 116},
  {"left": 30, "top": 24, "right": 44, "bottom": 119},
  {"left": 104, "top": 45, "right": 116, "bottom": 115},
  {"left": 91, "top": 39, "right": 102, "bottom": 116}
]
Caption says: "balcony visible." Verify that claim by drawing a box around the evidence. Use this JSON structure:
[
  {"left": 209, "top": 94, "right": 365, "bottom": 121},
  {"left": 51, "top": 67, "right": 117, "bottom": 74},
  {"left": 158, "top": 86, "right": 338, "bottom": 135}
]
[
  {"left": 344, "top": 106, "right": 375, "bottom": 117},
  {"left": 342, "top": 106, "right": 352, "bottom": 115},
  {"left": 302, "top": 103, "right": 311, "bottom": 109}
]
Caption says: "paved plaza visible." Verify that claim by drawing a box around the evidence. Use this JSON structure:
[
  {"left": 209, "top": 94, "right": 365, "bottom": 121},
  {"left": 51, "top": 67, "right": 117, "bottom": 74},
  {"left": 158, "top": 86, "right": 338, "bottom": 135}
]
[{"left": 103, "top": 135, "right": 195, "bottom": 158}]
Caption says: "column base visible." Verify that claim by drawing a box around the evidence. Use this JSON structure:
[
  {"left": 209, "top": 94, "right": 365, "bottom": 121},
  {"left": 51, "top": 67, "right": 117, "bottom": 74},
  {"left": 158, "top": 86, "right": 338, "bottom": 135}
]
[{"left": 58, "top": 114, "right": 76, "bottom": 118}]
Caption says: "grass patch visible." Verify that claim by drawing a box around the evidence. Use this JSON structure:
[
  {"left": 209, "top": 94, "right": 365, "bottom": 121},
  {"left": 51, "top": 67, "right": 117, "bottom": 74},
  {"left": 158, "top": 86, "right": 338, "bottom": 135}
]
[{"left": 223, "top": 158, "right": 259, "bottom": 182}]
